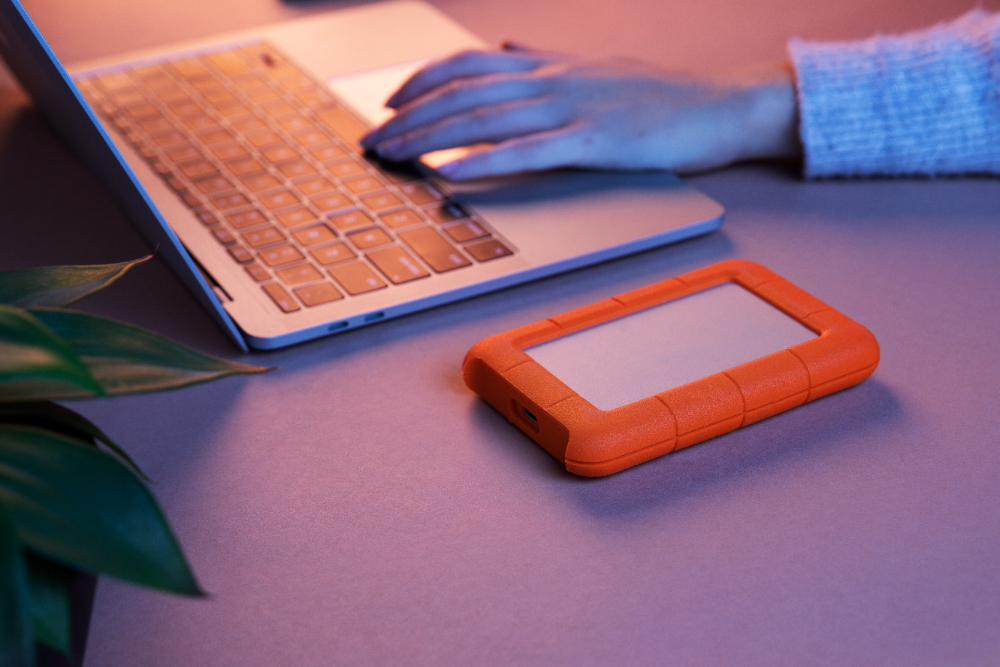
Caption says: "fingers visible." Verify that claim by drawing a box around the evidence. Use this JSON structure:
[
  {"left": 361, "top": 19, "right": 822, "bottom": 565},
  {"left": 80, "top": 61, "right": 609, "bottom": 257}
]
[
  {"left": 373, "top": 98, "right": 571, "bottom": 161},
  {"left": 435, "top": 125, "right": 589, "bottom": 180},
  {"left": 385, "top": 49, "right": 546, "bottom": 109},
  {"left": 363, "top": 74, "right": 546, "bottom": 150}
]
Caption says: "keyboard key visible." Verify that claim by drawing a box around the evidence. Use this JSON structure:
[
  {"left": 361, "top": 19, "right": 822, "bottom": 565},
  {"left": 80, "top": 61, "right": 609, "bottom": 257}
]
[
  {"left": 125, "top": 103, "right": 160, "bottom": 120},
  {"left": 329, "top": 261, "right": 386, "bottom": 295},
  {"left": 260, "top": 101, "right": 297, "bottom": 118},
  {"left": 442, "top": 219, "right": 489, "bottom": 243},
  {"left": 262, "top": 145, "right": 299, "bottom": 164},
  {"left": 151, "top": 131, "right": 186, "bottom": 147},
  {"left": 276, "top": 262, "right": 324, "bottom": 286},
  {"left": 294, "top": 89, "right": 332, "bottom": 107},
  {"left": 259, "top": 189, "right": 299, "bottom": 210},
  {"left": 211, "top": 227, "right": 236, "bottom": 245},
  {"left": 327, "top": 159, "right": 365, "bottom": 178},
  {"left": 361, "top": 192, "right": 403, "bottom": 212},
  {"left": 183, "top": 115, "right": 220, "bottom": 132},
  {"left": 275, "top": 72, "right": 311, "bottom": 90},
  {"left": 398, "top": 226, "right": 471, "bottom": 273},
  {"left": 193, "top": 175, "right": 233, "bottom": 194},
  {"left": 205, "top": 51, "right": 253, "bottom": 76},
  {"left": 198, "top": 129, "right": 233, "bottom": 145},
  {"left": 244, "top": 262, "right": 270, "bottom": 282},
  {"left": 212, "top": 192, "right": 250, "bottom": 210},
  {"left": 166, "top": 145, "right": 201, "bottom": 163},
  {"left": 278, "top": 160, "right": 317, "bottom": 178},
  {"left": 262, "top": 282, "right": 300, "bottom": 312},
  {"left": 180, "top": 160, "right": 218, "bottom": 179},
  {"left": 231, "top": 117, "right": 269, "bottom": 133},
  {"left": 292, "top": 224, "right": 336, "bottom": 246},
  {"left": 203, "top": 90, "right": 239, "bottom": 107},
  {"left": 140, "top": 117, "right": 173, "bottom": 133},
  {"left": 367, "top": 246, "right": 429, "bottom": 284},
  {"left": 196, "top": 209, "right": 219, "bottom": 225},
  {"left": 343, "top": 175, "right": 383, "bottom": 194},
  {"left": 166, "top": 176, "right": 187, "bottom": 193},
  {"left": 168, "top": 100, "right": 203, "bottom": 118},
  {"left": 241, "top": 173, "right": 282, "bottom": 192},
  {"left": 311, "top": 193, "right": 352, "bottom": 213},
  {"left": 172, "top": 58, "right": 212, "bottom": 79},
  {"left": 218, "top": 103, "right": 252, "bottom": 118},
  {"left": 309, "top": 242, "right": 355, "bottom": 266},
  {"left": 212, "top": 143, "right": 250, "bottom": 161},
  {"left": 292, "top": 130, "right": 331, "bottom": 147},
  {"left": 191, "top": 78, "right": 224, "bottom": 92},
  {"left": 276, "top": 207, "right": 318, "bottom": 228},
  {"left": 151, "top": 160, "right": 173, "bottom": 176},
  {"left": 182, "top": 193, "right": 202, "bottom": 208},
  {"left": 259, "top": 244, "right": 305, "bottom": 267},
  {"left": 329, "top": 209, "right": 372, "bottom": 232},
  {"left": 228, "top": 245, "right": 253, "bottom": 263},
  {"left": 242, "top": 226, "right": 285, "bottom": 248},
  {"left": 465, "top": 238, "right": 513, "bottom": 262},
  {"left": 156, "top": 88, "right": 191, "bottom": 104},
  {"left": 278, "top": 114, "right": 311, "bottom": 132},
  {"left": 227, "top": 157, "right": 267, "bottom": 176},
  {"left": 246, "top": 130, "right": 284, "bottom": 148},
  {"left": 227, "top": 209, "right": 267, "bottom": 228},
  {"left": 398, "top": 181, "right": 442, "bottom": 205},
  {"left": 380, "top": 209, "right": 423, "bottom": 230},
  {"left": 424, "top": 200, "right": 468, "bottom": 224},
  {"left": 232, "top": 73, "right": 264, "bottom": 89},
  {"left": 347, "top": 227, "right": 391, "bottom": 249},
  {"left": 294, "top": 282, "right": 343, "bottom": 306},
  {"left": 310, "top": 145, "right": 347, "bottom": 162},
  {"left": 244, "top": 85, "right": 281, "bottom": 103},
  {"left": 314, "top": 106, "right": 369, "bottom": 144},
  {"left": 292, "top": 177, "right": 335, "bottom": 196}
]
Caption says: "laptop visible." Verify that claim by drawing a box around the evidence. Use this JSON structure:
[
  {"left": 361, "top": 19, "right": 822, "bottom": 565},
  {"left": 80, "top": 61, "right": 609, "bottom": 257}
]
[{"left": 0, "top": 0, "right": 724, "bottom": 351}]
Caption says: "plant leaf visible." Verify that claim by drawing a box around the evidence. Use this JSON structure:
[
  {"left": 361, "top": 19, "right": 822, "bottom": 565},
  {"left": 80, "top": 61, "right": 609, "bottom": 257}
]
[
  {"left": 0, "top": 504, "right": 34, "bottom": 667},
  {"left": 0, "top": 425, "right": 203, "bottom": 596},
  {"left": 0, "top": 401, "right": 148, "bottom": 481},
  {"left": 0, "top": 305, "right": 103, "bottom": 402},
  {"left": 28, "top": 308, "right": 269, "bottom": 397},
  {"left": 25, "top": 552, "right": 72, "bottom": 657},
  {"left": 0, "top": 257, "right": 149, "bottom": 308}
]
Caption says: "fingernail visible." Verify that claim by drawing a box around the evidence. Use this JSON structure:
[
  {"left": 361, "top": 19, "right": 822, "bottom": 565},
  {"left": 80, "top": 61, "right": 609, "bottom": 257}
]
[{"left": 385, "top": 93, "right": 401, "bottom": 109}]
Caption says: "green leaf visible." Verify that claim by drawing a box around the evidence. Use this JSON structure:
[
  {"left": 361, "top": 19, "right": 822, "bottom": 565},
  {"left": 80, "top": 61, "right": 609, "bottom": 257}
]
[
  {"left": 25, "top": 552, "right": 72, "bottom": 657},
  {"left": 0, "top": 305, "right": 103, "bottom": 402},
  {"left": 0, "top": 257, "right": 149, "bottom": 308},
  {"left": 0, "top": 504, "right": 33, "bottom": 667},
  {"left": 0, "top": 425, "right": 203, "bottom": 596},
  {"left": 28, "top": 308, "right": 269, "bottom": 397},
  {"left": 0, "top": 401, "right": 148, "bottom": 481}
]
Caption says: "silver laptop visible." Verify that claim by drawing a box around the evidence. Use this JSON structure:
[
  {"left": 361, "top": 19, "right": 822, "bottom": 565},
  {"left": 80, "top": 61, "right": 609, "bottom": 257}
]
[{"left": 0, "top": 0, "right": 723, "bottom": 351}]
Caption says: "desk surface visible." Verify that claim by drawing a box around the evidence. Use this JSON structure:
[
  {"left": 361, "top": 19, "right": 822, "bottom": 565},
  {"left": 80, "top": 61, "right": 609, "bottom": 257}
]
[{"left": 3, "top": 1, "right": 1000, "bottom": 665}]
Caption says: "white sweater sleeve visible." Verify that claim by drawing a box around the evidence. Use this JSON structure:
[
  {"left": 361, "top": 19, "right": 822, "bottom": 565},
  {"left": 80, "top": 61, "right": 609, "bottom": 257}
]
[{"left": 788, "top": 10, "right": 1000, "bottom": 178}]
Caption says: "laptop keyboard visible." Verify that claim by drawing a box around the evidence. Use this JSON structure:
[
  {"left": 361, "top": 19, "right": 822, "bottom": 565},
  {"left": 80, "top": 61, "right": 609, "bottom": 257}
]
[{"left": 73, "top": 43, "right": 513, "bottom": 313}]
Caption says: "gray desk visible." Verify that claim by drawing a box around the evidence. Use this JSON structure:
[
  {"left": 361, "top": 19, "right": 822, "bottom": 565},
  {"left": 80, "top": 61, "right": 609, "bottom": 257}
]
[{"left": 3, "top": 0, "right": 999, "bottom": 664}]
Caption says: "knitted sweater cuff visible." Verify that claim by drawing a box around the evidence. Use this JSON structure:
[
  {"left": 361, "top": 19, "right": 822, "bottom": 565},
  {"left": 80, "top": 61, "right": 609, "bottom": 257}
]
[{"left": 788, "top": 10, "right": 1000, "bottom": 178}]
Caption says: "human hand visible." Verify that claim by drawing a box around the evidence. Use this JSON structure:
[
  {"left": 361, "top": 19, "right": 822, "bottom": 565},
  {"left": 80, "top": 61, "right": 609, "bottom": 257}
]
[{"left": 360, "top": 43, "right": 801, "bottom": 180}]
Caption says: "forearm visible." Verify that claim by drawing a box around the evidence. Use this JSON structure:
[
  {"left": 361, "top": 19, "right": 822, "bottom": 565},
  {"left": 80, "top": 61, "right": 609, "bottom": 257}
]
[{"left": 789, "top": 9, "right": 1000, "bottom": 178}]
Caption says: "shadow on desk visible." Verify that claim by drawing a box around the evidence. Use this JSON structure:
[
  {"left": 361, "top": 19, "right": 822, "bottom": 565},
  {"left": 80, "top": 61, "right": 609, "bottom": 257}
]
[{"left": 471, "top": 378, "right": 902, "bottom": 519}]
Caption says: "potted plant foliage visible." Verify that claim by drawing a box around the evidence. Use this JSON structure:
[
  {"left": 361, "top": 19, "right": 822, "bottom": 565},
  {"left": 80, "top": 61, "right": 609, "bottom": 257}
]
[{"left": 0, "top": 257, "right": 267, "bottom": 667}]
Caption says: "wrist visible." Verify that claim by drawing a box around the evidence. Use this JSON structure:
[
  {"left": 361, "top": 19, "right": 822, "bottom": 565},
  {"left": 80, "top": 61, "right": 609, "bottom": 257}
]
[{"left": 726, "top": 62, "right": 802, "bottom": 163}]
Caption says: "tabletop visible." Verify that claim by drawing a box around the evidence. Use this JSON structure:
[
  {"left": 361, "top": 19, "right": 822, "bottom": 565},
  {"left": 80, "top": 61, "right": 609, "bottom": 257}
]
[{"left": 3, "top": 0, "right": 1000, "bottom": 665}]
